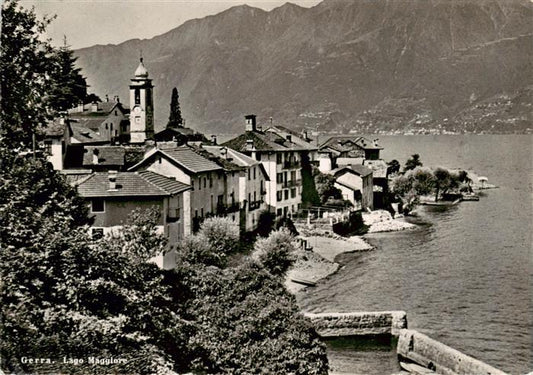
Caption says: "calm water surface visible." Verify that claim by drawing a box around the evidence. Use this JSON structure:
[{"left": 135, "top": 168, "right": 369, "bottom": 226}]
[{"left": 297, "top": 135, "right": 532, "bottom": 374}]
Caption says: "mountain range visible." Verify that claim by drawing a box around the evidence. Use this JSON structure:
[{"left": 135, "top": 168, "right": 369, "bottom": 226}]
[{"left": 74, "top": 0, "right": 533, "bottom": 134}]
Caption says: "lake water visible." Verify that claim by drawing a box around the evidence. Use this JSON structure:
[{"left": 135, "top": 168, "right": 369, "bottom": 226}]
[{"left": 297, "top": 135, "right": 532, "bottom": 374}]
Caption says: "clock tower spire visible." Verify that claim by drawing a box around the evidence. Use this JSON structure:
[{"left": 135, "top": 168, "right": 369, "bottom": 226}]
[{"left": 129, "top": 56, "right": 154, "bottom": 143}]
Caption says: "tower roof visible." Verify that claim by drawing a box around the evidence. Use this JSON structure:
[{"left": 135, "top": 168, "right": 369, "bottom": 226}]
[{"left": 134, "top": 58, "right": 149, "bottom": 78}]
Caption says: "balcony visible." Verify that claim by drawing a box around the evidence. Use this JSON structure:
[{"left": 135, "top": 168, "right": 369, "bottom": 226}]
[
  {"left": 282, "top": 179, "right": 301, "bottom": 188},
  {"left": 283, "top": 160, "right": 300, "bottom": 169},
  {"left": 248, "top": 200, "right": 263, "bottom": 211},
  {"left": 225, "top": 202, "right": 241, "bottom": 213},
  {"left": 216, "top": 202, "right": 241, "bottom": 215}
]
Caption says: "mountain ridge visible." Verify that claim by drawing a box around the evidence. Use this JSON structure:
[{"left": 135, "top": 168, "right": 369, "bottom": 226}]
[{"left": 74, "top": 0, "right": 533, "bottom": 134}]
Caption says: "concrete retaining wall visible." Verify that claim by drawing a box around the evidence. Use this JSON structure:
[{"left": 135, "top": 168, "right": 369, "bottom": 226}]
[
  {"left": 304, "top": 311, "right": 407, "bottom": 337},
  {"left": 397, "top": 329, "right": 507, "bottom": 375}
]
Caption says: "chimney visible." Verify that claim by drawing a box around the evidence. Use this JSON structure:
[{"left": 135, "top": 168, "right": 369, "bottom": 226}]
[
  {"left": 92, "top": 148, "right": 99, "bottom": 164},
  {"left": 91, "top": 101, "right": 99, "bottom": 112},
  {"left": 114, "top": 95, "right": 120, "bottom": 103},
  {"left": 286, "top": 134, "right": 292, "bottom": 143},
  {"left": 105, "top": 94, "right": 109, "bottom": 102},
  {"left": 108, "top": 170, "right": 118, "bottom": 190},
  {"left": 211, "top": 134, "right": 217, "bottom": 145},
  {"left": 220, "top": 146, "right": 227, "bottom": 159},
  {"left": 77, "top": 101, "right": 84, "bottom": 112},
  {"left": 303, "top": 130, "right": 308, "bottom": 140},
  {"left": 245, "top": 114, "right": 257, "bottom": 132},
  {"left": 246, "top": 139, "right": 254, "bottom": 151}
]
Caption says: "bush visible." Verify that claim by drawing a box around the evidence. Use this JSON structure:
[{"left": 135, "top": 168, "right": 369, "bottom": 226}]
[
  {"left": 332, "top": 211, "right": 368, "bottom": 236},
  {"left": 253, "top": 228, "right": 297, "bottom": 277},
  {"left": 256, "top": 210, "right": 276, "bottom": 237},
  {"left": 274, "top": 216, "right": 299, "bottom": 236}
]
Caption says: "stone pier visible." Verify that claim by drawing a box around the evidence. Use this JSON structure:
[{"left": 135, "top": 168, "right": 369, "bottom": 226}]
[
  {"left": 397, "top": 329, "right": 507, "bottom": 375},
  {"left": 304, "top": 311, "right": 408, "bottom": 337}
]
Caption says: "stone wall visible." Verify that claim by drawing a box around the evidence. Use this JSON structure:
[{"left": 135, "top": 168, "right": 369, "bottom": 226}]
[
  {"left": 397, "top": 329, "right": 507, "bottom": 375},
  {"left": 304, "top": 311, "right": 407, "bottom": 337}
]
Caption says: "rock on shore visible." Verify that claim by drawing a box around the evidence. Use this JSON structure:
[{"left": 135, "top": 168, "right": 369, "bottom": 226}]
[{"left": 363, "top": 210, "right": 415, "bottom": 233}]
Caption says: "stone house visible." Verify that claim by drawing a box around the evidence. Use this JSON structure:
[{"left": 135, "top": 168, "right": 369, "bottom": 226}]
[
  {"left": 329, "top": 165, "right": 374, "bottom": 211},
  {"left": 200, "top": 145, "right": 270, "bottom": 232},
  {"left": 128, "top": 147, "right": 227, "bottom": 233},
  {"left": 75, "top": 170, "right": 191, "bottom": 248},
  {"left": 222, "top": 115, "right": 317, "bottom": 217}
]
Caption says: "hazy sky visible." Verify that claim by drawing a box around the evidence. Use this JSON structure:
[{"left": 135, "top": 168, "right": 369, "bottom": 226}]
[{"left": 21, "top": 0, "right": 322, "bottom": 49}]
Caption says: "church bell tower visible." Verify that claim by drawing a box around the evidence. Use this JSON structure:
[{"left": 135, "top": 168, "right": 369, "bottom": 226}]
[{"left": 129, "top": 57, "right": 154, "bottom": 143}]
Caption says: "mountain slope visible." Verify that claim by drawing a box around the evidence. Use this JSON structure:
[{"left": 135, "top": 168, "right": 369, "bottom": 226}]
[{"left": 75, "top": 0, "right": 533, "bottom": 134}]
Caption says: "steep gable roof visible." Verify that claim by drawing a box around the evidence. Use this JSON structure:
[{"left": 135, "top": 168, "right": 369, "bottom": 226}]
[{"left": 129, "top": 147, "right": 223, "bottom": 174}]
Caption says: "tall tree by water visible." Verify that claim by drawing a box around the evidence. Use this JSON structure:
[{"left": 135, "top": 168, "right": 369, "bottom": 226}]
[
  {"left": 167, "top": 87, "right": 183, "bottom": 128},
  {"left": 404, "top": 154, "right": 423, "bottom": 172}
]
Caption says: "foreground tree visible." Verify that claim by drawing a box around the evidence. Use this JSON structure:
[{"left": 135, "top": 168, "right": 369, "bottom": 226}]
[
  {"left": 0, "top": 0, "right": 56, "bottom": 147},
  {"left": 167, "top": 87, "right": 184, "bottom": 128}
]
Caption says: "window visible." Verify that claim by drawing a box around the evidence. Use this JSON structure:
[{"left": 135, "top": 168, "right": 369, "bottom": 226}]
[
  {"left": 191, "top": 180, "right": 195, "bottom": 190},
  {"left": 91, "top": 199, "right": 104, "bottom": 212},
  {"left": 91, "top": 228, "right": 104, "bottom": 240},
  {"left": 195, "top": 209, "right": 198, "bottom": 218},
  {"left": 256, "top": 153, "right": 261, "bottom": 161},
  {"left": 277, "top": 173, "right": 283, "bottom": 184},
  {"left": 248, "top": 193, "right": 251, "bottom": 203},
  {"left": 291, "top": 188, "right": 296, "bottom": 198},
  {"left": 248, "top": 169, "right": 251, "bottom": 180},
  {"left": 210, "top": 195, "right": 214, "bottom": 212},
  {"left": 198, "top": 178, "right": 201, "bottom": 190},
  {"left": 110, "top": 123, "right": 113, "bottom": 131},
  {"left": 135, "top": 88, "right": 140, "bottom": 105},
  {"left": 276, "top": 153, "right": 282, "bottom": 164},
  {"left": 44, "top": 141, "right": 52, "bottom": 155},
  {"left": 277, "top": 191, "right": 282, "bottom": 201},
  {"left": 284, "top": 190, "right": 289, "bottom": 200},
  {"left": 209, "top": 175, "right": 213, "bottom": 188},
  {"left": 105, "top": 123, "right": 108, "bottom": 130},
  {"left": 204, "top": 177, "right": 207, "bottom": 189},
  {"left": 253, "top": 191, "right": 256, "bottom": 201},
  {"left": 277, "top": 208, "right": 283, "bottom": 217},
  {"left": 201, "top": 208, "right": 204, "bottom": 217},
  {"left": 114, "top": 110, "right": 118, "bottom": 116},
  {"left": 253, "top": 167, "right": 256, "bottom": 180}
]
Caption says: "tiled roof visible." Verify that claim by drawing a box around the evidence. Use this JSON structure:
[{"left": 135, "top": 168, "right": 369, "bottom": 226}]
[
  {"left": 331, "top": 165, "right": 373, "bottom": 178},
  {"left": 188, "top": 145, "right": 243, "bottom": 172},
  {"left": 129, "top": 147, "right": 223, "bottom": 174},
  {"left": 137, "top": 170, "right": 191, "bottom": 194},
  {"left": 44, "top": 119, "right": 66, "bottom": 137},
  {"left": 162, "top": 147, "right": 222, "bottom": 173},
  {"left": 202, "top": 145, "right": 259, "bottom": 167},
  {"left": 82, "top": 146, "right": 125, "bottom": 167},
  {"left": 68, "top": 102, "right": 125, "bottom": 117},
  {"left": 222, "top": 131, "right": 313, "bottom": 152},
  {"left": 320, "top": 135, "right": 383, "bottom": 151},
  {"left": 265, "top": 126, "right": 317, "bottom": 149},
  {"left": 69, "top": 123, "right": 108, "bottom": 144},
  {"left": 76, "top": 171, "right": 190, "bottom": 198},
  {"left": 71, "top": 118, "right": 105, "bottom": 131}
]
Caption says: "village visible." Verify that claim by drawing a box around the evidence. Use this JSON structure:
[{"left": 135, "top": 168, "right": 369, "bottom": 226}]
[{"left": 42, "top": 58, "right": 402, "bottom": 266}]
